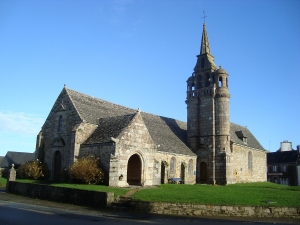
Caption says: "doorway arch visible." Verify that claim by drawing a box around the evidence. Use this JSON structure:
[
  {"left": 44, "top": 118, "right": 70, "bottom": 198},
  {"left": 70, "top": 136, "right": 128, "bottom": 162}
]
[
  {"left": 127, "top": 154, "right": 142, "bottom": 185},
  {"left": 53, "top": 151, "right": 62, "bottom": 181},
  {"left": 200, "top": 162, "right": 208, "bottom": 183}
]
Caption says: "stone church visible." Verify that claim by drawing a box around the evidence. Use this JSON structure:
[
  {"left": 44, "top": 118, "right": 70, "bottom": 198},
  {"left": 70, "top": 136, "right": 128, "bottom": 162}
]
[{"left": 35, "top": 23, "right": 266, "bottom": 186}]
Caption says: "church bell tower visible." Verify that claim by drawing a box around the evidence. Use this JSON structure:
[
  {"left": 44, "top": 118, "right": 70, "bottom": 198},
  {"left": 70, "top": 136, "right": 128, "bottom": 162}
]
[{"left": 186, "top": 23, "right": 233, "bottom": 184}]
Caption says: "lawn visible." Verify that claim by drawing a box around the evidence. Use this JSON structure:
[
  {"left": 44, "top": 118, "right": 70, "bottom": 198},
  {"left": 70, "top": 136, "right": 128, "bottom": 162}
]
[
  {"left": 132, "top": 182, "right": 300, "bottom": 207},
  {"left": 5, "top": 179, "right": 300, "bottom": 207},
  {"left": 0, "top": 177, "right": 6, "bottom": 188}
]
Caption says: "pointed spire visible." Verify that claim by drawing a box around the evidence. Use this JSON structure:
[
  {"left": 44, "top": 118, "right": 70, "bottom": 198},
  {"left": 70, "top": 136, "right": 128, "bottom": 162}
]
[
  {"left": 194, "top": 23, "right": 217, "bottom": 72},
  {"left": 200, "top": 23, "right": 211, "bottom": 55}
]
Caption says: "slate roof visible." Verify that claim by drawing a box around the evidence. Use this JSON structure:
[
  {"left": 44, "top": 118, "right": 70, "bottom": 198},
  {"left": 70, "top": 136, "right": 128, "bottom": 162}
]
[
  {"left": 267, "top": 150, "right": 299, "bottom": 164},
  {"left": 0, "top": 151, "right": 35, "bottom": 168},
  {"left": 230, "top": 123, "right": 265, "bottom": 150},
  {"left": 84, "top": 114, "right": 135, "bottom": 144},
  {"left": 65, "top": 88, "right": 264, "bottom": 155},
  {"left": 66, "top": 88, "right": 195, "bottom": 156}
]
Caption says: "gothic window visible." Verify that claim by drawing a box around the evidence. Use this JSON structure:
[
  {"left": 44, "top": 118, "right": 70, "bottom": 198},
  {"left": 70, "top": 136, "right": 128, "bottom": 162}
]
[
  {"left": 248, "top": 152, "right": 252, "bottom": 171},
  {"left": 188, "top": 159, "right": 193, "bottom": 175},
  {"left": 58, "top": 115, "right": 63, "bottom": 132},
  {"left": 226, "top": 77, "right": 228, "bottom": 87},
  {"left": 170, "top": 157, "right": 176, "bottom": 175}
]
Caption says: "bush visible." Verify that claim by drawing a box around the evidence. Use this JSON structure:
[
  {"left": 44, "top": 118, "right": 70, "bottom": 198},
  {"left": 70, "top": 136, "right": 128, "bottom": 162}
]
[
  {"left": 69, "top": 156, "right": 104, "bottom": 184},
  {"left": 18, "top": 160, "right": 50, "bottom": 180}
]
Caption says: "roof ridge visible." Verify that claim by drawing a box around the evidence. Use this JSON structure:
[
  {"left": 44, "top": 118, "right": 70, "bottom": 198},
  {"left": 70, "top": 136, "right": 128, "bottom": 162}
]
[
  {"left": 66, "top": 87, "right": 137, "bottom": 114},
  {"left": 98, "top": 113, "right": 136, "bottom": 120},
  {"left": 65, "top": 87, "right": 85, "bottom": 122}
]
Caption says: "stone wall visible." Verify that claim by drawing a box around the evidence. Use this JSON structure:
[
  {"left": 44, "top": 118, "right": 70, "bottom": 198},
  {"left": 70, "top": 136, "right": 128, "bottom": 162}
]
[
  {"left": 37, "top": 89, "right": 86, "bottom": 179},
  {"left": 233, "top": 144, "right": 266, "bottom": 183},
  {"left": 114, "top": 112, "right": 157, "bottom": 187},
  {"left": 6, "top": 181, "right": 299, "bottom": 219},
  {"left": 155, "top": 151, "right": 196, "bottom": 184},
  {"left": 130, "top": 201, "right": 300, "bottom": 218},
  {"left": 7, "top": 181, "right": 114, "bottom": 208},
  {"left": 79, "top": 144, "right": 115, "bottom": 174}
]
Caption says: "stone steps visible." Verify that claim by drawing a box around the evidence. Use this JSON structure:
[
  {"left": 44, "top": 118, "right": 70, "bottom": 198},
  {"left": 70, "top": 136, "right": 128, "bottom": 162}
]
[{"left": 109, "top": 196, "right": 132, "bottom": 211}]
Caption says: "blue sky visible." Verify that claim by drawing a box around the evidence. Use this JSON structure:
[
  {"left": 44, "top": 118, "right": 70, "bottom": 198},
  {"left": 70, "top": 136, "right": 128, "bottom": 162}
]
[{"left": 0, "top": 0, "right": 299, "bottom": 156}]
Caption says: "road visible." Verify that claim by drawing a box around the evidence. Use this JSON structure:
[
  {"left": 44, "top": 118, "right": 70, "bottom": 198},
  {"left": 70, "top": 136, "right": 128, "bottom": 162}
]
[{"left": 0, "top": 191, "right": 298, "bottom": 225}]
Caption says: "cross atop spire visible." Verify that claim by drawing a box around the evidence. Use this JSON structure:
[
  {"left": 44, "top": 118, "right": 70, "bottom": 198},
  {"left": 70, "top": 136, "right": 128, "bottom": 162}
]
[
  {"left": 200, "top": 23, "right": 211, "bottom": 55},
  {"left": 202, "top": 11, "right": 207, "bottom": 23}
]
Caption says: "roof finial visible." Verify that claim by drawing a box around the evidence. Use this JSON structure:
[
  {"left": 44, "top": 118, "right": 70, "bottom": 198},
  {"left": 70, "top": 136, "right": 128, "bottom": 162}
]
[{"left": 202, "top": 10, "right": 207, "bottom": 24}]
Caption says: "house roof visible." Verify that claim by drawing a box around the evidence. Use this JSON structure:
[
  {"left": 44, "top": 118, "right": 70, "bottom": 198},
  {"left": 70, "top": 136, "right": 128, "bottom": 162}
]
[
  {"left": 230, "top": 123, "right": 265, "bottom": 150},
  {"left": 64, "top": 87, "right": 264, "bottom": 155},
  {"left": 267, "top": 150, "right": 299, "bottom": 164},
  {"left": 0, "top": 151, "right": 35, "bottom": 168}
]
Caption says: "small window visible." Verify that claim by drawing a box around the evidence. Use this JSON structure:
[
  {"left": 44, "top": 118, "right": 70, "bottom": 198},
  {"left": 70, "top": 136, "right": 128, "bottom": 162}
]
[
  {"left": 282, "top": 165, "right": 287, "bottom": 172},
  {"left": 273, "top": 165, "right": 277, "bottom": 172},
  {"left": 58, "top": 115, "right": 63, "bottom": 132},
  {"left": 219, "top": 77, "right": 223, "bottom": 87},
  {"left": 243, "top": 137, "right": 247, "bottom": 144}
]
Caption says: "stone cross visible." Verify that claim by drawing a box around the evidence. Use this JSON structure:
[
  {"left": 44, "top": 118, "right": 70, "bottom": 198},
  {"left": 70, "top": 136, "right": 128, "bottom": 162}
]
[{"left": 202, "top": 11, "right": 207, "bottom": 23}]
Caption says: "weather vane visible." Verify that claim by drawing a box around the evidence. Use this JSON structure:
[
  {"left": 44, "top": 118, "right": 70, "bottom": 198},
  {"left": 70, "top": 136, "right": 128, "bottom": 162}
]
[{"left": 202, "top": 10, "right": 207, "bottom": 23}]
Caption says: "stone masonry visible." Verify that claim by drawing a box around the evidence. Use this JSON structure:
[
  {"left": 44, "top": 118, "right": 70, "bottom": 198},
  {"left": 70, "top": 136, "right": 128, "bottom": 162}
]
[{"left": 186, "top": 23, "right": 266, "bottom": 184}]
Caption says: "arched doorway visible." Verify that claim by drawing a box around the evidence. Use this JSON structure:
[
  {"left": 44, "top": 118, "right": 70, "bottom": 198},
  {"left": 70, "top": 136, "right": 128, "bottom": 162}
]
[
  {"left": 200, "top": 162, "right": 208, "bottom": 183},
  {"left": 53, "top": 151, "right": 62, "bottom": 181},
  {"left": 127, "top": 154, "right": 142, "bottom": 185}
]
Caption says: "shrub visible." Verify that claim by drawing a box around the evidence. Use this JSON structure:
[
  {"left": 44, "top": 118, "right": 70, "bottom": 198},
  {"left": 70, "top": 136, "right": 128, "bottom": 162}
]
[
  {"left": 18, "top": 160, "right": 50, "bottom": 180},
  {"left": 69, "top": 156, "right": 104, "bottom": 184}
]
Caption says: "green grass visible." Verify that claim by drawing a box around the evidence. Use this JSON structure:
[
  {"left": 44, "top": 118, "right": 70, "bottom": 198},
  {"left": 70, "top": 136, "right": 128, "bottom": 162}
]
[
  {"left": 0, "top": 177, "right": 6, "bottom": 188},
  {"left": 132, "top": 182, "right": 300, "bottom": 207},
  {"left": 16, "top": 179, "right": 128, "bottom": 198},
  {"left": 7, "top": 180, "right": 300, "bottom": 207}
]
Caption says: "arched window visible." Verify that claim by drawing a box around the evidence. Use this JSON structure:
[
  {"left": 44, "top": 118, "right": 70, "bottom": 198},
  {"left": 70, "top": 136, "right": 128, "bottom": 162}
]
[
  {"left": 188, "top": 159, "right": 193, "bottom": 175},
  {"left": 170, "top": 157, "right": 176, "bottom": 175},
  {"left": 219, "top": 77, "right": 223, "bottom": 87},
  {"left": 248, "top": 152, "right": 253, "bottom": 171},
  {"left": 58, "top": 115, "right": 63, "bottom": 132}
]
